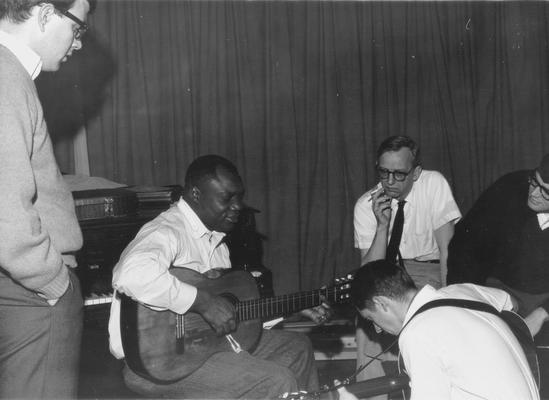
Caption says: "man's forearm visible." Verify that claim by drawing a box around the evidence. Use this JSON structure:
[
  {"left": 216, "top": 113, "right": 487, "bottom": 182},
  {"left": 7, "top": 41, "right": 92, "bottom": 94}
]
[
  {"left": 360, "top": 225, "right": 390, "bottom": 265},
  {"left": 434, "top": 222, "right": 454, "bottom": 286}
]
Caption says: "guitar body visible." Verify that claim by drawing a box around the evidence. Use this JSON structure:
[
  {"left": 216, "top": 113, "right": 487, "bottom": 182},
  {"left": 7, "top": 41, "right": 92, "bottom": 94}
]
[{"left": 120, "top": 268, "right": 262, "bottom": 383}]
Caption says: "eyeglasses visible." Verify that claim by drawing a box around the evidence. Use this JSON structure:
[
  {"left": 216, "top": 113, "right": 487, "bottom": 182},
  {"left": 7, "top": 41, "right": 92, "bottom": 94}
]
[
  {"left": 376, "top": 166, "right": 415, "bottom": 182},
  {"left": 528, "top": 170, "right": 549, "bottom": 201},
  {"left": 57, "top": 9, "right": 88, "bottom": 40}
]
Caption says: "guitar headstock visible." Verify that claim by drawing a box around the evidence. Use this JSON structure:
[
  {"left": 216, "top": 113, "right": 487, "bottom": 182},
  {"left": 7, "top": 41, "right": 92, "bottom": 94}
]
[
  {"left": 279, "top": 390, "right": 319, "bottom": 400},
  {"left": 280, "top": 375, "right": 410, "bottom": 400},
  {"left": 279, "top": 381, "right": 349, "bottom": 400},
  {"left": 329, "top": 273, "right": 354, "bottom": 304}
]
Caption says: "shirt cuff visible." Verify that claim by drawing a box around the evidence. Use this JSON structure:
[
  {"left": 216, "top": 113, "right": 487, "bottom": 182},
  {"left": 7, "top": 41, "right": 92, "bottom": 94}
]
[
  {"left": 173, "top": 284, "right": 198, "bottom": 315},
  {"left": 37, "top": 264, "right": 70, "bottom": 300}
]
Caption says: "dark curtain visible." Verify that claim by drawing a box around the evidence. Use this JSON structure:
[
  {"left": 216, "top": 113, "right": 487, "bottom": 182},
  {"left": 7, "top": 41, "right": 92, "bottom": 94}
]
[{"left": 42, "top": 1, "right": 549, "bottom": 294}]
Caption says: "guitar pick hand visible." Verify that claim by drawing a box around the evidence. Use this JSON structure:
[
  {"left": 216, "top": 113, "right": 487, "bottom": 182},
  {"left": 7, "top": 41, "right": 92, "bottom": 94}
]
[{"left": 190, "top": 289, "right": 237, "bottom": 335}]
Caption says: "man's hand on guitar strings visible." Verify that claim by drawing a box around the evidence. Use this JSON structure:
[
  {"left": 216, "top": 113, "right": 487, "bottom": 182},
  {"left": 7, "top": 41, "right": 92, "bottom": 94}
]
[
  {"left": 300, "top": 300, "right": 333, "bottom": 325},
  {"left": 189, "top": 289, "right": 237, "bottom": 335}
]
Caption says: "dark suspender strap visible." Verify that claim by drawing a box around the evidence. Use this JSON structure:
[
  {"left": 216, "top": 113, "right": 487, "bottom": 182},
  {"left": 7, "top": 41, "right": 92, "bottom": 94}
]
[{"left": 408, "top": 298, "right": 500, "bottom": 323}]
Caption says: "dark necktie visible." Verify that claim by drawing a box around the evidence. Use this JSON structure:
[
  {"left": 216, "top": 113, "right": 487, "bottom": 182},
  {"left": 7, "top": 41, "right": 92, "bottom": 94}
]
[{"left": 386, "top": 200, "right": 406, "bottom": 264}]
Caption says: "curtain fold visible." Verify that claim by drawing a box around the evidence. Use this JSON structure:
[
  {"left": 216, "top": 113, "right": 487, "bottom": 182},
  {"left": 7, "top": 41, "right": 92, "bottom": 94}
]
[{"left": 42, "top": 1, "right": 549, "bottom": 294}]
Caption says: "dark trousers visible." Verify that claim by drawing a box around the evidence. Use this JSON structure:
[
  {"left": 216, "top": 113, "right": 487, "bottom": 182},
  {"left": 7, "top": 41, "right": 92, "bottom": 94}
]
[
  {"left": 123, "top": 329, "right": 318, "bottom": 399},
  {"left": 0, "top": 269, "right": 83, "bottom": 399}
]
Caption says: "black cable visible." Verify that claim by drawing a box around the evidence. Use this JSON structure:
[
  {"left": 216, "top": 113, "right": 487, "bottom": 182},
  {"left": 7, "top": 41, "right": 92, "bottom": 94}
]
[{"left": 318, "top": 334, "right": 400, "bottom": 392}]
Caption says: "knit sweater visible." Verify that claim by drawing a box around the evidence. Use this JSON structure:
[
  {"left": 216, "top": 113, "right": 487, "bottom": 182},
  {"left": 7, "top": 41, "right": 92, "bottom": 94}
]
[
  {"left": 0, "top": 44, "right": 83, "bottom": 299},
  {"left": 448, "top": 170, "right": 549, "bottom": 316}
]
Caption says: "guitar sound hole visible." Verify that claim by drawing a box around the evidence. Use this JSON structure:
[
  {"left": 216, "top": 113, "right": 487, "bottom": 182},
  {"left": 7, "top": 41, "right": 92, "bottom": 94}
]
[{"left": 220, "top": 293, "right": 239, "bottom": 307}]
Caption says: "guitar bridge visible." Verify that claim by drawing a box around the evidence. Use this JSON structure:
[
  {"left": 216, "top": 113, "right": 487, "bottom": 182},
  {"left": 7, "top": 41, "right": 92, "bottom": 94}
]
[{"left": 225, "top": 334, "right": 242, "bottom": 353}]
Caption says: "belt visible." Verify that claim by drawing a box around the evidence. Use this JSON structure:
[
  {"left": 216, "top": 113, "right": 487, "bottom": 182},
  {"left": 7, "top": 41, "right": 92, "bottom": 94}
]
[{"left": 412, "top": 259, "right": 440, "bottom": 264}]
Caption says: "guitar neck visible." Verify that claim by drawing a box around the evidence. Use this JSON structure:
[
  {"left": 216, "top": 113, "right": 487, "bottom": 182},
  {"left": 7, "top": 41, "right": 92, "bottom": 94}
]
[
  {"left": 237, "top": 287, "right": 340, "bottom": 322},
  {"left": 281, "top": 375, "right": 410, "bottom": 400}
]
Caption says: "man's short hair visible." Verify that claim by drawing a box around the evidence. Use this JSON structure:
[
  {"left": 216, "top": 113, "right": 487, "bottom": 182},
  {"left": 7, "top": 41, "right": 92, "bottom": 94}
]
[
  {"left": 376, "top": 135, "right": 421, "bottom": 167},
  {"left": 184, "top": 154, "right": 240, "bottom": 190},
  {"left": 350, "top": 260, "right": 416, "bottom": 311},
  {"left": 0, "top": 0, "right": 96, "bottom": 23}
]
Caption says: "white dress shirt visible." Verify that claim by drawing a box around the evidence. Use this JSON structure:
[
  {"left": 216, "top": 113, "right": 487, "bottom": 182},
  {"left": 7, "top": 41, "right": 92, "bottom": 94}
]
[
  {"left": 354, "top": 170, "right": 462, "bottom": 261},
  {"left": 399, "top": 284, "right": 539, "bottom": 400},
  {"left": 108, "top": 199, "right": 230, "bottom": 359}
]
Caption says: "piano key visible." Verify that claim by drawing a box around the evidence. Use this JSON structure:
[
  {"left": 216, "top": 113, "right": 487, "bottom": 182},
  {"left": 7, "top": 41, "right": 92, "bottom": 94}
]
[{"left": 84, "top": 292, "right": 113, "bottom": 306}]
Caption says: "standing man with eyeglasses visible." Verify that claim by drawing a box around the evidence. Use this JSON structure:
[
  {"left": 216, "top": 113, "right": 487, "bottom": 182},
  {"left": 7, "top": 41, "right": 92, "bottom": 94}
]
[
  {"left": 448, "top": 154, "right": 549, "bottom": 396},
  {"left": 0, "top": 0, "right": 94, "bottom": 398},
  {"left": 353, "top": 135, "right": 461, "bottom": 392}
]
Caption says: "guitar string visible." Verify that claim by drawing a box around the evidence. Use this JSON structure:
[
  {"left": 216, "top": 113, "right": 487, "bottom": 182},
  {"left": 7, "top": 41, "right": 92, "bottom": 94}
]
[{"left": 236, "top": 287, "right": 344, "bottom": 321}]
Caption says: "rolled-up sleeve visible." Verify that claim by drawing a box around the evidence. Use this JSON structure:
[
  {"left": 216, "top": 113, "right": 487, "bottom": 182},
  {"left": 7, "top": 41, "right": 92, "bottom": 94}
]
[{"left": 112, "top": 224, "right": 197, "bottom": 315}]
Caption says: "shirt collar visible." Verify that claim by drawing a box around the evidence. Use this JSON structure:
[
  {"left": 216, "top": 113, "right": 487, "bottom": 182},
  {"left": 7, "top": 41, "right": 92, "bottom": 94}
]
[
  {"left": 0, "top": 30, "right": 42, "bottom": 80},
  {"left": 537, "top": 212, "right": 549, "bottom": 230},
  {"left": 402, "top": 285, "right": 439, "bottom": 327},
  {"left": 177, "top": 198, "right": 226, "bottom": 242}
]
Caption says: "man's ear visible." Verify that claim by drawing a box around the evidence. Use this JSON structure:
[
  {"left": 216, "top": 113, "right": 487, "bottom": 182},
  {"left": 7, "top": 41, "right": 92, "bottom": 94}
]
[
  {"left": 412, "top": 165, "right": 422, "bottom": 181},
  {"left": 191, "top": 187, "right": 201, "bottom": 203},
  {"left": 372, "top": 295, "right": 390, "bottom": 312},
  {"left": 37, "top": 3, "right": 56, "bottom": 33}
]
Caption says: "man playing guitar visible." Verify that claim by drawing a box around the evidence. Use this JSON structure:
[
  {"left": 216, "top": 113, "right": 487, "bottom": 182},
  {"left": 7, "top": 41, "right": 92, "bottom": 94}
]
[{"left": 108, "top": 155, "right": 331, "bottom": 398}]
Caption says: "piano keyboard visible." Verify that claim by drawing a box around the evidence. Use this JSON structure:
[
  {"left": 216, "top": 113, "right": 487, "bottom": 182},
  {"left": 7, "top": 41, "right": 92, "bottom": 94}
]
[{"left": 84, "top": 293, "right": 113, "bottom": 306}]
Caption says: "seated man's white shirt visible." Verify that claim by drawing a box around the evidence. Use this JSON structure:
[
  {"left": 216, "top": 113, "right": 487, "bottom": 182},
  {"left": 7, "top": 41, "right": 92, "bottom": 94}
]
[
  {"left": 108, "top": 199, "right": 230, "bottom": 359},
  {"left": 354, "top": 170, "right": 461, "bottom": 260},
  {"left": 400, "top": 284, "right": 539, "bottom": 400}
]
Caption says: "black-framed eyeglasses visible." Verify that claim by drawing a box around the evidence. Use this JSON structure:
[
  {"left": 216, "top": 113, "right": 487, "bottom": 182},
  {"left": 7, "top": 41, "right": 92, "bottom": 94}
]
[
  {"left": 57, "top": 9, "right": 88, "bottom": 40},
  {"left": 528, "top": 170, "right": 549, "bottom": 201},
  {"left": 376, "top": 166, "right": 415, "bottom": 182}
]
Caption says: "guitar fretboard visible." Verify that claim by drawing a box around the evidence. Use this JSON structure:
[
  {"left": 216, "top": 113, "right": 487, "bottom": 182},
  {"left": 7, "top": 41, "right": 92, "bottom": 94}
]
[{"left": 236, "top": 285, "right": 348, "bottom": 322}]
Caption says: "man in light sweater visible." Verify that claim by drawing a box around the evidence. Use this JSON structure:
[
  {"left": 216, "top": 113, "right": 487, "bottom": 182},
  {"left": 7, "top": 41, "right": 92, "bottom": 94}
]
[{"left": 0, "top": 0, "right": 94, "bottom": 397}]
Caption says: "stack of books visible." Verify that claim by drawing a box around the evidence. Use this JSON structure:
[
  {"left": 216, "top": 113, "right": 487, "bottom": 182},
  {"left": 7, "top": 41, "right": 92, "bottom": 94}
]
[
  {"left": 72, "top": 188, "right": 138, "bottom": 221},
  {"left": 127, "top": 185, "right": 183, "bottom": 218}
]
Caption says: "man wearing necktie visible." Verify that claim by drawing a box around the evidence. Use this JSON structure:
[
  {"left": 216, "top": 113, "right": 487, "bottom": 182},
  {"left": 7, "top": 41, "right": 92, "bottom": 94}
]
[{"left": 352, "top": 136, "right": 462, "bottom": 394}]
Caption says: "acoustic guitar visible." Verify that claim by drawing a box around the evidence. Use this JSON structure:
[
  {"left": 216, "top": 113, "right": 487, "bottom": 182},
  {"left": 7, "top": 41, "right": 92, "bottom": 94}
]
[
  {"left": 280, "top": 374, "right": 410, "bottom": 400},
  {"left": 120, "top": 267, "right": 353, "bottom": 383}
]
